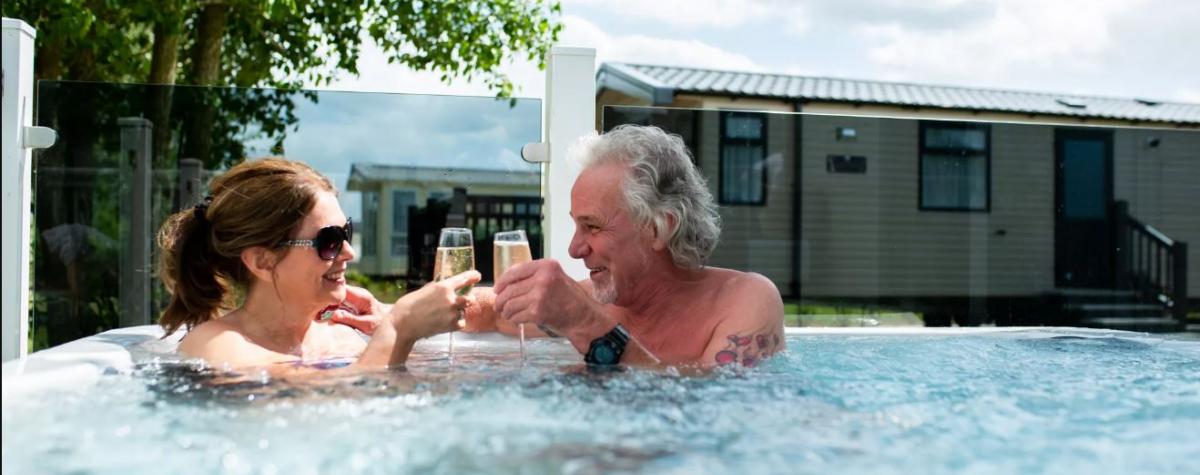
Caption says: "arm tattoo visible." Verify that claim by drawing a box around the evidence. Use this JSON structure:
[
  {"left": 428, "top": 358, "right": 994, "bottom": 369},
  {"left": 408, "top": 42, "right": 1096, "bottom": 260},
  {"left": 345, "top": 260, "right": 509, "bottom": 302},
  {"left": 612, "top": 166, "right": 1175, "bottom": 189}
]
[{"left": 714, "top": 332, "right": 781, "bottom": 366}]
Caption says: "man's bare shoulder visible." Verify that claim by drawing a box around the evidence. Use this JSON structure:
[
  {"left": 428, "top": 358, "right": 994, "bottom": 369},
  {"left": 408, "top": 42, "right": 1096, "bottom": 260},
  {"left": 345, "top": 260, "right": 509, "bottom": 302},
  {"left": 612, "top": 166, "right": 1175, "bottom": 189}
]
[
  {"left": 697, "top": 269, "right": 785, "bottom": 367},
  {"left": 703, "top": 268, "right": 783, "bottom": 327},
  {"left": 706, "top": 268, "right": 780, "bottom": 299}
]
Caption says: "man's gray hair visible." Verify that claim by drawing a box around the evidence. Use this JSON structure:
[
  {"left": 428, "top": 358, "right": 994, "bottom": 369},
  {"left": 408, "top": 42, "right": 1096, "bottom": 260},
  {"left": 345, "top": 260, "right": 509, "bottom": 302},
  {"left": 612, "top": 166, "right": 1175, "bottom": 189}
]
[{"left": 575, "top": 124, "right": 721, "bottom": 269}]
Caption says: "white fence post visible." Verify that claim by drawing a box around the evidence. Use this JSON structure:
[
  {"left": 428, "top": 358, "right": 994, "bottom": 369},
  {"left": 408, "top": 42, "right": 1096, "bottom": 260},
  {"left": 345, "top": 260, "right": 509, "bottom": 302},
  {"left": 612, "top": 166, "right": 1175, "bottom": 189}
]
[
  {"left": 527, "top": 46, "right": 595, "bottom": 280},
  {"left": 3, "top": 18, "right": 56, "bottom": 362}
]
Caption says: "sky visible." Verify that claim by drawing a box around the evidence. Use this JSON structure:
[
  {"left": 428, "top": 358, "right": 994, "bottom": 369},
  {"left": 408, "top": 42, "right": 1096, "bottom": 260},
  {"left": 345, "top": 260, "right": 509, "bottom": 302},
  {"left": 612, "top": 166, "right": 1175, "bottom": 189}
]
[
  {"left": 286, "top": 0, "right": 1198, "bottom": 222},
  {"left": 322, "top": 0, "right": 1200, "bottom": 103}
]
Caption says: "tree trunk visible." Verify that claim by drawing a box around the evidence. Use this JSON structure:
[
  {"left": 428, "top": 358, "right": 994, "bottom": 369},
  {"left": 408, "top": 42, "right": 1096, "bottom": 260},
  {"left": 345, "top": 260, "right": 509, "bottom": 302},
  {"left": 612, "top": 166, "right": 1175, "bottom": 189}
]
[
  {"left": 183, "top": 2, "right": 230, "bottom": 167},
  {"left": 148, "top": 24, "right": 182, "bottom": 85},
  {"left": 147, "top": 20, "right": 182, "bottom": 170},
  {"left": 191, "top": 3, "right": 229, "bottom": 85}
]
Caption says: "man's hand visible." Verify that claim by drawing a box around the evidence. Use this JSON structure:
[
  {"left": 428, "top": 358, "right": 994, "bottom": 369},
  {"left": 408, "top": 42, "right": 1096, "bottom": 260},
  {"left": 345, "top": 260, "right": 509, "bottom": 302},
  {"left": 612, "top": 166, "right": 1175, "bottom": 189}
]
[
  {"left": 493, "top": 259, "right": 611, "bottom": 348},
  {"left": 459, "top": 287, "right": 499, "bottom": 333},
  {"left": 325, "top": 285, "right": 386, "bottom": 335}
]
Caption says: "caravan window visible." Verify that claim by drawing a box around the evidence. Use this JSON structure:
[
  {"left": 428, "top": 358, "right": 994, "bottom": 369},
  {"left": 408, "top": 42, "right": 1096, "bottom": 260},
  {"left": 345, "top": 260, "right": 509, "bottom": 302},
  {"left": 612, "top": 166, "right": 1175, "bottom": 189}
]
[
  {"left": 719, "top": 111, "right": 767, "bottom": 205},
  {"left": 919, "top": 122, "right": 990, "bottom": 211}
]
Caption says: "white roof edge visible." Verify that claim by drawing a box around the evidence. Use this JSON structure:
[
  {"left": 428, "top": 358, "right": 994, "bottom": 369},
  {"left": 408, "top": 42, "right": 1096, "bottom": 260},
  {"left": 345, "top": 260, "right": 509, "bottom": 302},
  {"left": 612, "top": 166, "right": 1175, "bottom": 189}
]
[
  {"left": 604, "top": 62, "right": 669, "bottom": 89},
  {"left": 599, "top": 63, "right": 676, "bottom": 105},
  {"left": 607, "top": 62, "right": 1200, "bottom": 123}
]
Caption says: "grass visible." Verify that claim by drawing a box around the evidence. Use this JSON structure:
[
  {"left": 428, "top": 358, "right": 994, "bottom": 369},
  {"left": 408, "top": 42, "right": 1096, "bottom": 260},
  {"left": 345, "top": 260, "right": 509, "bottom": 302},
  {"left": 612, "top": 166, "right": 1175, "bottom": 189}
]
[
  {"left": 346, "top": 270, "right": 408, "bottom": 303},
  {"left": 783, "top": 300, "right": 923, "bottom": 327}
]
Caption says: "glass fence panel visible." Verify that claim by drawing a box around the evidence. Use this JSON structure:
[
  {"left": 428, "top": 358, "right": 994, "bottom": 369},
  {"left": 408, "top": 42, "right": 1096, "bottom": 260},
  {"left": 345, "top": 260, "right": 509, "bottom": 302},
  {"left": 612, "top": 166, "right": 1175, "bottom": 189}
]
[
  {"left": 604, "top": 105, "right": 1199, "bottom": 328},
  {"left": 32, "top": 81, "right": 541, "bottom": 348}
]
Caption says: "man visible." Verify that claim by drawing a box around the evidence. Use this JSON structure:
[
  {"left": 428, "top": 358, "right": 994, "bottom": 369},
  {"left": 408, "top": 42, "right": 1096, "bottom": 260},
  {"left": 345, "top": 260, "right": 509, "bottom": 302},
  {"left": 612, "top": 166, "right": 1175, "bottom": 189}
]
[{"left": 475, "top": 125, "right": 784, "bottom": 367}]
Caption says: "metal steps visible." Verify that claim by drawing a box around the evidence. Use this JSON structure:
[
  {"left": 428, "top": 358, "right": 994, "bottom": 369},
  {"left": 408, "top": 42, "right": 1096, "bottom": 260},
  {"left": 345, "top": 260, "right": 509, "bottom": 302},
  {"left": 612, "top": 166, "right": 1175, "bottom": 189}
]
[
  {"left": 1054, "top": 287, "right": 1185, "bottom": 332},
  {"left": 1079, "top": 317, "right": 1184, "bottom": 332}
]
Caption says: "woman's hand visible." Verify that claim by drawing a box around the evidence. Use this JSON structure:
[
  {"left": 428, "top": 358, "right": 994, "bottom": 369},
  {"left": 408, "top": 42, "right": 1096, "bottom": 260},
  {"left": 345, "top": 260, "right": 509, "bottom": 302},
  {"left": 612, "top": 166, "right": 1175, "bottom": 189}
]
[{"left": 391, "top": 271, "right": 482, "bottom": 342}]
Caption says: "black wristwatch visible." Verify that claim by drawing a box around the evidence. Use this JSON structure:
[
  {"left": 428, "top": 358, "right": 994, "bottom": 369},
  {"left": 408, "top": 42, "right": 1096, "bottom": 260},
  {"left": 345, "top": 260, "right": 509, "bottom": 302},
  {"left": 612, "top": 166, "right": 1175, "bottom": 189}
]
[{"left": 584, "top": 324, "right": 630, "bottom": 365}]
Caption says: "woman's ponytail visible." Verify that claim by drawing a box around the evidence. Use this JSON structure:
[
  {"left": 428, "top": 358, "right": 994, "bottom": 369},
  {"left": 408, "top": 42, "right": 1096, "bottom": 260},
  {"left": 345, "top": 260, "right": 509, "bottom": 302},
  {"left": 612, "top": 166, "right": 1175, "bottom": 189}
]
[{"left": 157, "top": 201, "right": 230, "bottom": 336}]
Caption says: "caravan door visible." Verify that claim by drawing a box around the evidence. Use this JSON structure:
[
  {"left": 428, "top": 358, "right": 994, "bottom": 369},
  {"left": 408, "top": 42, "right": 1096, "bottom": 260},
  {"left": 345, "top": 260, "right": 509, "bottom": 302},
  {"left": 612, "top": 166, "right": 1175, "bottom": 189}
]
[{"left": 1055, "top": 128, "right": 1114, "bottom": 288}]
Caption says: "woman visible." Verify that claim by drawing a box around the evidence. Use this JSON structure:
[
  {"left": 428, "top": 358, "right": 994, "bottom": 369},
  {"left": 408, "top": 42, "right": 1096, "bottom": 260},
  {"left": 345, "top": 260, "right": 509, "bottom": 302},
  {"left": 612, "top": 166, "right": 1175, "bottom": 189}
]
[{"left": 158, "top": 157, "right": 478, "bottom": 368}]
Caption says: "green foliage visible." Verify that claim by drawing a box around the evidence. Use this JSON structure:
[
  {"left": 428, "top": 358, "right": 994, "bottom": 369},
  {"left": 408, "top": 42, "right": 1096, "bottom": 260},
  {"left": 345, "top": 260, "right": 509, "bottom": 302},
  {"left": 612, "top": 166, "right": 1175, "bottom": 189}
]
[
  {"left": 171, "top": 85, "right": 315, "bottom": 168},
  {"left": 87, "top": 296, "right": 121, "bottom": 333},
  {"left": 29, "top": 293, "right": 49, "bottom": 352},
  {"left": 363, "top": 0, "right": 564, "bottom": 98},
  {"left": 8, "top": 0, "right": 563, "bottom": 98},
  {"left": 346, "top": 269, "right": 407, "bottom": 304},
  {"left": 5, "top": 0, "right": 154, "bottom": 81}
]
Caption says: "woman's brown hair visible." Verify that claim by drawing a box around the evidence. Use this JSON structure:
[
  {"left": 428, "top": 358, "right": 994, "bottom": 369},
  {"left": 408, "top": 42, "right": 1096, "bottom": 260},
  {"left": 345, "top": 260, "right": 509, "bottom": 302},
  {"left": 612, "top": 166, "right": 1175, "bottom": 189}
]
[{"left": 157, "top": 157, "right": 335, "bottom": 335}]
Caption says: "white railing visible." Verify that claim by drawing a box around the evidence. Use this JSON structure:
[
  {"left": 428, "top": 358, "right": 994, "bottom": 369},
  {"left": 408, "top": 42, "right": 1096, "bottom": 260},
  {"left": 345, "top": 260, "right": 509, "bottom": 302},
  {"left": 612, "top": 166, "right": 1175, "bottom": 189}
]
[{"left": 2, "top": 18, "right": 57, "bottom": 362}]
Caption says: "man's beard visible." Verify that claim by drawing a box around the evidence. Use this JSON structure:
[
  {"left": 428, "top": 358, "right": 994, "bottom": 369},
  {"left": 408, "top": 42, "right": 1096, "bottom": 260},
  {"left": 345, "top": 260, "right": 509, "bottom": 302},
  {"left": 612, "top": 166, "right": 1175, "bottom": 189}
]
[{"left": 592, "top": 276, "right": 618, "bottom": 305}]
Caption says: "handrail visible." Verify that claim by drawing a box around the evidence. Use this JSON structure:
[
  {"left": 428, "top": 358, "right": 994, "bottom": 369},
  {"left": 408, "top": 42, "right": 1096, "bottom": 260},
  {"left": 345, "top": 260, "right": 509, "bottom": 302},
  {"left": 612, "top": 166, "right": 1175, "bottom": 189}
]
[
  {"left": 1113, "top": 201, "right": 1189, "bottom": 322},
  {"left": 1139, "top": 221, "right": 1175, "bottom": 247}
]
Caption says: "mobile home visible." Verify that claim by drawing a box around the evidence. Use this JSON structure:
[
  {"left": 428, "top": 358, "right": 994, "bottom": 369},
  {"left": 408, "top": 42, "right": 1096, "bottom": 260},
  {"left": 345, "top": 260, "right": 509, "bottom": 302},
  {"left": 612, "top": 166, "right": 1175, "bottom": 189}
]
[{"left": 597, "top": 63, "right": 1199, "bottom": 328}]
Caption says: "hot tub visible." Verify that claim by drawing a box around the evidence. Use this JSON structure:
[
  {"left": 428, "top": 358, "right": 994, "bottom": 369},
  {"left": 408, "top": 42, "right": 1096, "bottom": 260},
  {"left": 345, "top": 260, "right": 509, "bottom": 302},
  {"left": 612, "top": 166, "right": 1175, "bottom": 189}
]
[{"left": 3, "top": 326, "right": 1198, "bottom": 474}]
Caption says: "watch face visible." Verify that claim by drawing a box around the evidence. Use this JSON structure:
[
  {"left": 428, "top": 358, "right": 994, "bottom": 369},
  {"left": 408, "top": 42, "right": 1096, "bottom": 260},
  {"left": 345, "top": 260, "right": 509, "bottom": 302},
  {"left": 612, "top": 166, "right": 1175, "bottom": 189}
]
[{"left": 593, "top": 344, "right": 616, "bottom": 364}]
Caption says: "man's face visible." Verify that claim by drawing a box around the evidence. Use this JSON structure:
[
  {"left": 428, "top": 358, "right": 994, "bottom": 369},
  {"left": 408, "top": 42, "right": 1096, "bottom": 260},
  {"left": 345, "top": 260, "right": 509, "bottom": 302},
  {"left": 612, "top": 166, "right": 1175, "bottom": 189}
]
[{"left": 568, "top": 161, "right": 653, "bottom": 305}]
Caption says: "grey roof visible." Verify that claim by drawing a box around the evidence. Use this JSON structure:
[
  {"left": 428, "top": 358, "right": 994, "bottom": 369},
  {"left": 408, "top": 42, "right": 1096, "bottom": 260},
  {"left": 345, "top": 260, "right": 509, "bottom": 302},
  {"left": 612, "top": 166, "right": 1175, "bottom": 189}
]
[
  {"left": 347, "top": 163, "right": 540, "bottom": 191},
  {"left": 599, "top": 63, "right": 1200, "bottom": 125}
]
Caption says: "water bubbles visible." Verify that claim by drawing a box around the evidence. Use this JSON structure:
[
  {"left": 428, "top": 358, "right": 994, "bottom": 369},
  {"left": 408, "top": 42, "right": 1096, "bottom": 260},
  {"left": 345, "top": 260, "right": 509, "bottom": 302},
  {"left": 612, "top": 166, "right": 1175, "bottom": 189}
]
[
  {"left": 221, "top": 452, "right": 244, "bottom": 473},
  {"left": 6, "top": 332, "right": 1199, "bottom": 474}
]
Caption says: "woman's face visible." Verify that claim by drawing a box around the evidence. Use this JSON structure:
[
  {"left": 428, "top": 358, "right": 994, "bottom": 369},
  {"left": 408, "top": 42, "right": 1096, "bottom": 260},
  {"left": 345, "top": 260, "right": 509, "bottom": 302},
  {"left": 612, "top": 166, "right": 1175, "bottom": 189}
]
[{"left": 273, "top": 191, "right": 356, "bottom": 311}]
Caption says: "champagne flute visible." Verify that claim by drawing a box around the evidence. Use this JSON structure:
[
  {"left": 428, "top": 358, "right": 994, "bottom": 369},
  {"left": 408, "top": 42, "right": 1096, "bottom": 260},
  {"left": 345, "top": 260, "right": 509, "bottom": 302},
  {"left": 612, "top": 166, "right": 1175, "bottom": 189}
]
[
  {"left": 434, "top": 227, "right": 474, "bottom": 361},
  {"left": 494, "top": 230, "right": 532, "bottom": 360}
]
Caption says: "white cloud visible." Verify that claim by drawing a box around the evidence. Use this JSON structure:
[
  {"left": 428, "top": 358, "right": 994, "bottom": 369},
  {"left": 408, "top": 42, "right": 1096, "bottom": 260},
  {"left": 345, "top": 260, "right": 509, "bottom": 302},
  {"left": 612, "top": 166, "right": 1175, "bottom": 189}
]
[
  {"left": 1177, "top": 88, "right": 1200, "bottom": 104},
  {"left": 318, "top": 14, "right": 764, "bottom": 98},
  {"left": 861, "top": 0, "right": 1144, "bottom": 82},
  {"left": 843, "top": 0, "right": 1200, "bottom": 100},
  {"left": 559, "top": 15, "right": 762, "bottom": 72},
  {"left": 563, "top": 0, "right": 771, "bottom": 29}
]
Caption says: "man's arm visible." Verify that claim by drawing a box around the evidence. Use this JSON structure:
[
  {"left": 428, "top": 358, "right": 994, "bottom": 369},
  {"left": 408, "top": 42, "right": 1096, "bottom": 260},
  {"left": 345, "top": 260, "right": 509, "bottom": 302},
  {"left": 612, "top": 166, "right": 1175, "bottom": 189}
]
[
  {"left": 698, "top": 273, "right": 786, "bottom": 368},
  {"left": 493, "top": 259, "right": 660, "bottom": 365}
]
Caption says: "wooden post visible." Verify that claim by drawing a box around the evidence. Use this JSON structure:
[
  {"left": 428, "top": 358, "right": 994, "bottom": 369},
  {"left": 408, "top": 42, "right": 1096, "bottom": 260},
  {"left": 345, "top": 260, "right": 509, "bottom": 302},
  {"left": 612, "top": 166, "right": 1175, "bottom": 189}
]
[
  {"left": 1113, "top": 201, "right": 1129, "bottom": 289},
  {"left": 1174, "top": 242, "right": 1188, "bottom": 322}
]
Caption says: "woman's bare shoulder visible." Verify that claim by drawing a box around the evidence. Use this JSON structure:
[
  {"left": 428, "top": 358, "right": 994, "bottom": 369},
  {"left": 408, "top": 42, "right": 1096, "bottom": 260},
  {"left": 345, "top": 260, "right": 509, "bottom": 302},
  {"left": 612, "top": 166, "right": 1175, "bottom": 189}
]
[{"left": 177, "top": 318, "right": 288, "bottom": 366}]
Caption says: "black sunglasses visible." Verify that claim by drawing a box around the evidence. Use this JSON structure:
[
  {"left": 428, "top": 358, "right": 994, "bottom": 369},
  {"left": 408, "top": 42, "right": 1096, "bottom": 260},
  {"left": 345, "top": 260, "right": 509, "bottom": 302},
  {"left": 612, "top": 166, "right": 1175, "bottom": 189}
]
[{"left": 278, "top": 219, "right": 353, "bottom": 260}]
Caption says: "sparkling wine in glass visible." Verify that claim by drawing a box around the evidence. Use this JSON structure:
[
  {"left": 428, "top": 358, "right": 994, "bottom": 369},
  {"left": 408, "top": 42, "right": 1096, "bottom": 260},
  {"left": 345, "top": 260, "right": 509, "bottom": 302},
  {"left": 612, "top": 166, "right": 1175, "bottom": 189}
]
[
  {"left": 435, "top": 227, "right": 474, "bottom": 360},
  {"left": 494, "top": 230, "right": 532, "bottom": 360}
]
